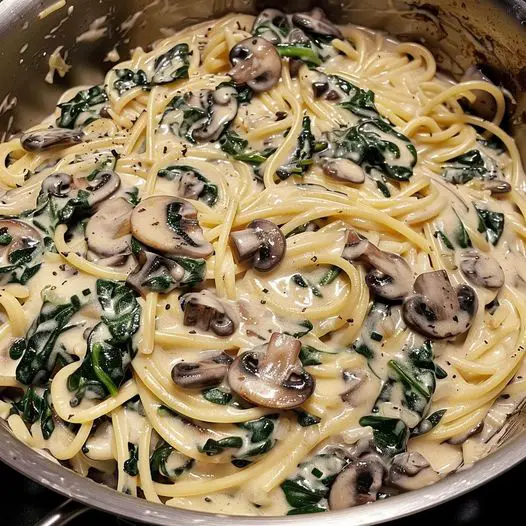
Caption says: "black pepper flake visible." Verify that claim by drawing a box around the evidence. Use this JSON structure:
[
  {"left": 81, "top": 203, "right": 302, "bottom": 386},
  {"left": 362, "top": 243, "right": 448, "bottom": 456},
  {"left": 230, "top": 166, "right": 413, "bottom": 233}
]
[
  {"left": 52, "top": 271, "right": 57, "bottom": 276},
  {"left": 260, "top": 300, "right": 266, "bottom": 304},
  {"left": 311, "top": 256, "right": 318, "bottom": 263},
  {"left": 204, "top": 497, "right": 212, "bottom": 503},
  {"left": 262, "top": 288, "right": 268, "bottom": 293},
  {"left": 347, "top": 318, "right": 354, "bottom": 323},
  {"left": 165, "top": 304, "right": 171, "bottom": 310},
  {"left": 189, "top": 330, "right": 196, "bottom": 334}
]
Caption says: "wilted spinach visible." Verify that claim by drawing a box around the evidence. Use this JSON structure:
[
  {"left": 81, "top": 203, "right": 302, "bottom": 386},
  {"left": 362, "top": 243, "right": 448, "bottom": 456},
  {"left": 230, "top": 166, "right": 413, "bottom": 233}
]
[
  {"left": 157, "top": 165, "right": 218, "bottom": 206},
  {"left": 57, "top": 86, "right": 108, "bottom": 129},
  {"left": 113, "top": 69, "right": 150, "bottom": 95},
  {"left": 442, "top": 149, "right": 498, "bottom": 185},
  {"left": 150, "top": 440, "right": 194, "bottom": 482},
  {"left": 359, "top": 415, "right": 409, "bottom": 457},
  {"left": 10, "top": 386, "right": 55, "bottom": 440},
  {"left": 12, "top": 292, "right": 84, "bottom": 385},
  {"left": 151, "top": 43, "right": 190, "bottom": 84},
  {"left": 123, "top": 442, "right": 139, "bottom": 476},
  {"left": 67, "top": 280, "right": 140, "bottom": 405},
  {"left": 475, "top": 205, "right": 505, "bottom": 245}
]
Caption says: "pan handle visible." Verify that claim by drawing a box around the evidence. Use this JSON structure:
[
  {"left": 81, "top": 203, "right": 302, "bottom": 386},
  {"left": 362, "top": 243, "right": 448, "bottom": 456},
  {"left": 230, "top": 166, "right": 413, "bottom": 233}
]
[{"left": 34, "top": 499, "right": 89, "bottom": 526}]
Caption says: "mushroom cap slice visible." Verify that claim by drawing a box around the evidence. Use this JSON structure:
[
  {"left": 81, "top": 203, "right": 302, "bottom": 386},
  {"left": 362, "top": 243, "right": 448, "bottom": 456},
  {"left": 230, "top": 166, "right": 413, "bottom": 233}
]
[
  {"left": 85, "top": 197, "right": 133, "bottom": 266},
  {"left": 322, "top": 159, "right": 365, "bottom": 183},
  {"left": 459, "top": 249, "right": 504, "bottom": 289},
  {"left": 479, "top": 179, "right": 512, "bottom": 194},
  {"left": 21, "top": 128, "right": 84, "bottom": 152},
  {"left": 0, "top": 219, "right": 42, "bottom": 266},
  {"left": 76, "top": 170, "right": 121, "bottom": 206},
  {"left": 41, "top": 172, "right": 73, "bottom": 198},
  {"left": 342, "top": 230, "right": 413, "bottom": 300},
  {"left": 228, "top": 332, "right": 315, "bottom": 409},
  {"left": 127, "top": 251, "right": 185, "bottom": 296},
  {"left": 171, "top": 352, "right": 233, "bottom": 389},
  {"left": 292, "top": 8, "right": 343, "bottom": 39},
  {"left": 329, "top": 453, "right": 385, "bottom": 510},
  {"left": 388, "top": 452, "right": 439, "bottom": 491},
  {"left": 181, "top": 290, "right": 238, "bottom": 337},
  {"left": 131, "top": 196, "right": 213, "bottom": 258},
  {"left": 230, "top": 219, "right": 286, "bottom": 272},
  {"left": 229, "top": 37, "right": 282, "bottom": 92},
  {"left": 403, "top": 270, "right": 478, "bottom": 339}
]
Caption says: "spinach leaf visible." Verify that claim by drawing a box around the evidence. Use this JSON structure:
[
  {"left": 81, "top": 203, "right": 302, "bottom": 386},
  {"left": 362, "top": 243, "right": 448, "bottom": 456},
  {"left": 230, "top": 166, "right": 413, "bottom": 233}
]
[
  {"left": 351, "top": 302, "right": 391, "bottom": 361},
  {"left": 294, "top": 410, "right": 321, "bottom": 427},
  {"left": 57, "top": 86, "right": 108, "bottom": 129},
  {"left": 0, "top": 227, "right": 13, "bottom": 245},
  {"left": 219, "top": 130, "right": 276, "bottom": 174},
  {"left": 123, "top": 442, "right": 139, "bottom": 476},
  {"left": 332, "top": 75, "right": 379, "bottom": 119},
  {"left": 199, "top": 436, "right": 243, "bottom": 456},
  {"left": 57, "top": 189, "right": 91, "bottom": 225},
  {"left": 281, "top": 479, "right": 326, "bottom": 508},
  {"left": 238, "top": 415, "right": 275, "bottom": 443},
  {"left": 287, "top": 505, "right": 326, "bottom": 515},
  {"left": 67, "top": 280, "right": 140, "bottom": 405},
  {"left": 442, "top": 149, "right": 498, "bottom": 184},
  {"left": 318, "top": 266, "right": 341, "bottom": 285},
  {"left": 157, "top": 165, "right": 218, "bottom": 206},
  {"left": 434, "top": 229, "right": 454, "bottom": 250},
  {"left": 10, "top": 386, "right": 55, "bottom": 440},
  {"left": 299, "top": 345, "right": 323, "bottom": 366},
  {"left": 162, "top": 95, "right": 206, "bottom": 142},
  {"left": 411, "top": 409, "right": 446, "bottom": 437},
  {"left": 291, "top": 273, "right": 323, "bottom": 297},
  {"left": 202, "top": 387, "right": 232, "bottom": 405},
  {"left": 322, "top": 119, "right": 417, "bottom": 182},
  {"left": 113, "top": 69, "right": 150, "bottom": 95},
  {"left": 126, "top": 187, "right": 140, "bottom": 206},
  {"left": 216, "top": 81, "right": 253, "bottom": 105},
  {"left": 291, "top": 320, "right": 313, "bottom": 338},
  {"left": 150, "top": 440, "right": 194, "bottom": 482},
  {"left": 13, "top": 293, "right": 83, "bottom": 385},
  {"left": 276, "top": 116, "right": 317, "bottom": 180},
  {"left": 359, "top": 415, "right": 409, "bottom": 457},
  {"left": 475, "top": 205, "right": 504, "bottom": 245},
  {"left": 152, "top": 43, "right": 190, "bottom": 84},
  {"left": 277, "top": 44, "right": 322, "bottom": 66}
]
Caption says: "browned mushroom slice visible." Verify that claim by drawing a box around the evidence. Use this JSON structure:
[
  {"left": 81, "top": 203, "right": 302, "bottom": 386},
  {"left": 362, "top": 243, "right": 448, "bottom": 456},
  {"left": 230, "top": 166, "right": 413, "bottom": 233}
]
[
  {"left": 41, "top": 172, "right": 73, "bottom": 197},
  {"left": 171, "top": 353, "right": 233, "bottom": 389},
  {"left": 181, "top": 290, "right": 238, "bottom": 337},
  {"left": 479, "top": 179, "right": 512, "bottom": 194},
  {"left": 403, "top": 270, "right": 478, "bottom": 339},
  {"left": 342, "top": 230, "right": 413, "bottom": 300},
  {"left": 459, "top": 249, "right": 504, "bottom": 289},
  {"left": 292, "top": 7, "right": 343, "bottom": 39},
  {"left": 322, "top": 159, "right": 365, "bottom": 183},
  {"left": 126, "top": 251, "right": 186, "bottom": 296},
  {"left": 328, "top": 453, "right": 385, "bottom": 510},
  {"left": 388, "top": 452, "right": 439, "bottom": 490},
  {"left": 230, "top": 219, "right": 286, "bottom": 272},
  {"left": 340, "top": 370, "right": 367, "bottom": 405},
  {"left": 21, "top": 128, "right": 84, "bottom": 152},
  {"left": 229, "top": 37, "right": 282, "bottom": 92},
  {"left": 85, "top": 198, "right": 133, "bottom": 267},
  {"left": 0, "top": 219, "right": 42, "bottom": 267},
  {"left": 228, "top": 332, "right": 315, "bottom": 409},
  {"left": 131, "top": 196, "right": 213, "bottom": 258}
]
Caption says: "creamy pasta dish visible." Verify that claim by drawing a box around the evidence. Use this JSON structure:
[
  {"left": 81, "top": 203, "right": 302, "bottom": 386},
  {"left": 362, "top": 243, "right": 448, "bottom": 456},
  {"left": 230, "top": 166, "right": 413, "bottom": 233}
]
[{"left": 1, "top": 7, "right": 525, "bottom": 516}]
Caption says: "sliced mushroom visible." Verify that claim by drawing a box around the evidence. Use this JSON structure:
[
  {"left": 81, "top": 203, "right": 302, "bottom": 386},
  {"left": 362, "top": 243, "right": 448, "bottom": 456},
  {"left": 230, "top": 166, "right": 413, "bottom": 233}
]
[
  {"left": 86, "top": 198, "right": 133, "bottom": 266},
  {"left": 229, "top": 37, "right": 282, "bottom": 92},
  {"left": 126, "top": 251, "right": 186, "bottom": 296},
  {"left": 21, "top": 128, "right": 84, "bottom": 152},
  {"left": 322, "top": 159, "right": 365, "bottom": 183},
  {"left": 131, "top": 196, "right": 213, "bottom": 258},
  {"left": 459, "top": 249, "right": 504, "bottom": 289},
  {"left": 403, "top": 270, "right": 478, "bottom": 339},
  {"left": 342, "top": 230, "right": 413, "bottom": 300},
  {"left": 0, "top": 219, "right": 42, "bottom": 267},
  {"left": 192, "top": 85, "right": 239, "bottom": 142},
  {"left": 230, "top": 219, "right": 286, "bottom": 272},
  {"left": 292, "top": 8, "right": 343, "bottom": 39},
  {"left": 228, "top": 332, "right": 314, "bottom": 409},
  {"left": 78, "top": 170, "right": 121, "bottom": 206},
  {"left": 329, "top": 453, "right": 385, "bottom": 510},
  {"left": 181, "top": 290, "right": 238, "bottom": 337},
  {"left": 171, "top": 353, "right": 233, "bottom": 389},
  {"left": 479, "top": 179, "right": 511, "bottom": 194},
  {"left": 41, "top": 172, "right": 73, "bottom": 198},
  {"left": 388, "top": 452, "right": 439, "bottom": 491}
]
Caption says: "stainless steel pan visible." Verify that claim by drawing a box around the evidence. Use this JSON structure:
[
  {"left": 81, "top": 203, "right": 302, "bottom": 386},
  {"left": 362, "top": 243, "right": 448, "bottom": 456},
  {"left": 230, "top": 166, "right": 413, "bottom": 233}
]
[{"left": 1, "top": 1, "right": 526, "bottom": 524}]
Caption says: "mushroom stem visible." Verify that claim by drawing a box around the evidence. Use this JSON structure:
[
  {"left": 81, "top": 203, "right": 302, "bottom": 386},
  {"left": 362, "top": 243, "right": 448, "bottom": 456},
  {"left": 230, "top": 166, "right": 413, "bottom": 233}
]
[
  {"left": 171, "top": 353, "right": 233, "bottom": 389},
  {"left": 342, "top": 230, "right": 413, "bottom": 300},
  {"left": 21, "top": 128, "right": 84, "bottom": 152}
]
